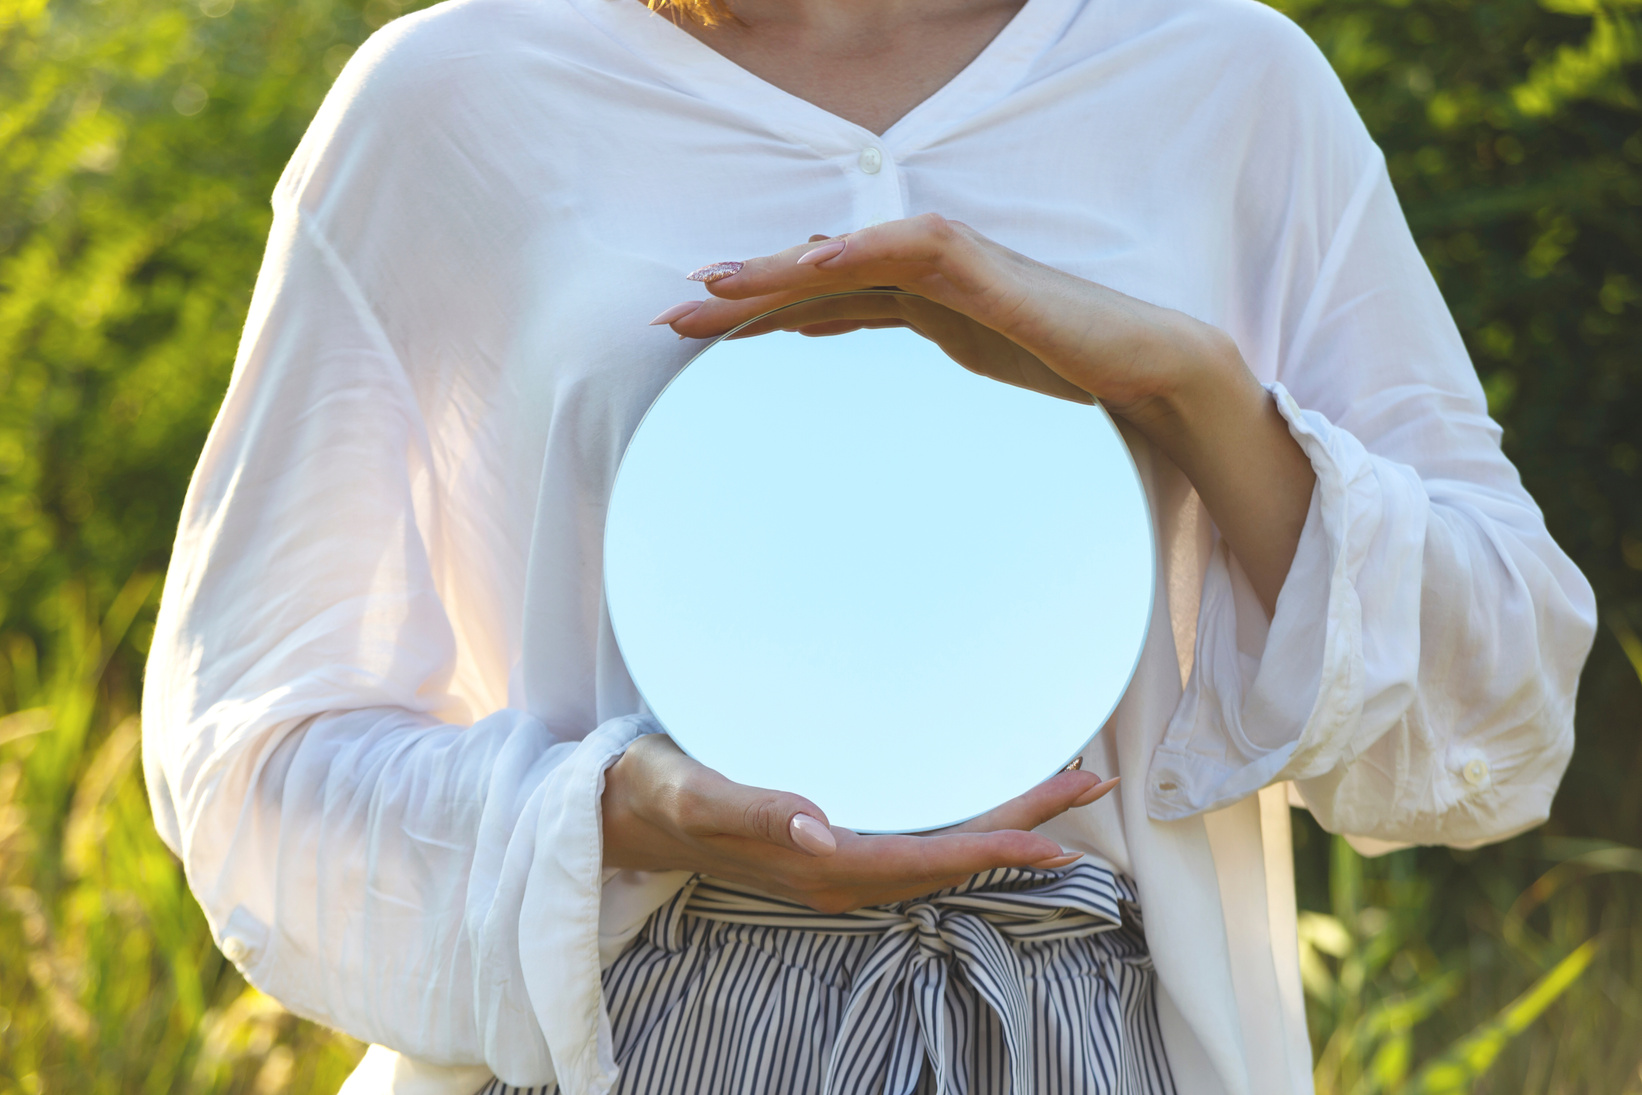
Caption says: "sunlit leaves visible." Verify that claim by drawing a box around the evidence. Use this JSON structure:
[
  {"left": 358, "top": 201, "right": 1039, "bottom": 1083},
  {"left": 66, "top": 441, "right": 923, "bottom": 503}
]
[
  {"left": 1513, "top": 7, "right": 1641, "bottom": 116},
  {"left": 1296, "top": 834, "right": 1634, "bottom": 1094},
  {"left": 1, "top": 0, "right": 1639, "bottom": 1088},
  {"left": 0, "top": 0, "right": 421, "bottom": 632},
  {"left": 1410, "top": 940, "right": 1600, "bottom": 1093},
  {"left": 0, "top": 581, "right": 365, "bottom": 1091}
]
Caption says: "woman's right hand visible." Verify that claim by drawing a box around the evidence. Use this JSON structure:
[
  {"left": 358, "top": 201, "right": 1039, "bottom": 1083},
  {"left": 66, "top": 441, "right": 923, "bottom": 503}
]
[{"left": 601, "top": 734, "right": 1119, "bottom": 914}]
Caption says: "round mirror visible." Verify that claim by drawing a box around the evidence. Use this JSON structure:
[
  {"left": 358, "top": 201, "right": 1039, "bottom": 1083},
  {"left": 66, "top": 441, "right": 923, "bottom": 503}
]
[{"left": 604, "top": 294, "right": 1154, "bottom": 833}]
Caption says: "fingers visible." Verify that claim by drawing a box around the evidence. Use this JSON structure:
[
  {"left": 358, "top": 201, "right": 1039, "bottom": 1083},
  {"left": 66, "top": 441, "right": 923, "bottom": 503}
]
[
  {"left": 1072, "top": 776, "right": 1120, "bottom": 808},
  {"left": 613, "top": 736, "right": 1114, "bottom": 921},
  {"left": 704, "top": 216, "right": 962, "bottom": 302},
  {"left": 668, "top": 288, "right": 827, "bottom": 341},
  {"left": 697, "top": 824, "right": 1081, "bottom": 914},
  {"left": 678, "top": 798, "right": 1091, "bottom": 914},
  {"left": 830, "top": 827, "right": 1065, "bottom": 885},
  {"left": 685, "top": 235, "right": 856, "bottom": 299},
  {"left": 654, "top": 214, "right": 1188, "bottom": 411},
  {"left": 791, "top": 320, "right": 898, "bottom": 338},
  {"left": 946, "top": 771, "right": 1120, "bottom": 835},
  {"left": 615, "top": 737, "right": 1108, "bottom": 917},
  {"left": 795, "top": 239, "right": 846, "bottom": 266},
  {"left": 719, "top": 291, "right": 910, "bottom": 339},
  {"left": 657, "top": 216, "right": 995, "bottom": 340},
  {"left": 674, "top": 763, "right": 838, "bottom": 858},
  {"left": 617, "top": 735, "right": 837, "bottom": 858}
]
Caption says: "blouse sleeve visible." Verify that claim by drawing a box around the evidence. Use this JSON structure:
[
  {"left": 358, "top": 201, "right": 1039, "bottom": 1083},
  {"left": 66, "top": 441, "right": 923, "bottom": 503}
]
[
  {"left": 139, "top": 50, "right": 646, "bottom": 1091},
  {"left": 1145, "top": 150, "right": 1598, "bottom": 847}
]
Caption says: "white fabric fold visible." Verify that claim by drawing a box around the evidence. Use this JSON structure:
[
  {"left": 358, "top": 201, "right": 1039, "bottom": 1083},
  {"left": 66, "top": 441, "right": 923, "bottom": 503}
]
[
  {"left": 1148, "top": 382, "right": 1427, "bottom": 820},
  {"left": 516, "top": 715, "right": 657, "bottom": 1094},
  {"left": 1147, "top": 154, "right": 1596, "bottom": 846},
  {"left": 139, "top": 0, "right": 1597, "bottom": 1091}
]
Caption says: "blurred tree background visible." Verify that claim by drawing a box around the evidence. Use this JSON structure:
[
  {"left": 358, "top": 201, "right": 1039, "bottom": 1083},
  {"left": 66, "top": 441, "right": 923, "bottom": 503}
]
[{"left": 0, "top": 0, "right": 1638, "bottom": 1089}]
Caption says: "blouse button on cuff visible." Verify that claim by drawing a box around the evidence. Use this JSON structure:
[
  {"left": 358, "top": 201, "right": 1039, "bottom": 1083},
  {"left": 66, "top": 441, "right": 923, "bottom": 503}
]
[{"left": 1462, "top": 757, "right": 1491, "bottom": 787}]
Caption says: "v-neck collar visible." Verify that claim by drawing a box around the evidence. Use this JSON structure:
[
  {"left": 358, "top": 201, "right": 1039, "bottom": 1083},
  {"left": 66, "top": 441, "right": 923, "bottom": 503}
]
[{"left": 564, "top": 0, "right": 1083, "bottom": 157}]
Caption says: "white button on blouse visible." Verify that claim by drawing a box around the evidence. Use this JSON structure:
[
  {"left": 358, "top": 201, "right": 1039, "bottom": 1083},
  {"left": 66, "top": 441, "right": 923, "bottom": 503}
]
[{"left": 140, "top": 0, "right": 1597, "bottom": 1093}]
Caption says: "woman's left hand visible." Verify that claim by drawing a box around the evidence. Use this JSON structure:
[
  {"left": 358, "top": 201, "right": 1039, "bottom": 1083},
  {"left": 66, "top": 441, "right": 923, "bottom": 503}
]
[{"left": 651, "top": 215, "right": 1319, "bottom": 616}]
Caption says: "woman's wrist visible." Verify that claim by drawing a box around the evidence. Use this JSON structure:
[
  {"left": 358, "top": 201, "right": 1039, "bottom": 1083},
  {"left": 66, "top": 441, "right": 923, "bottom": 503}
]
[{"left": 1094, "top": 313, "right": 1247, "bottom": 442}]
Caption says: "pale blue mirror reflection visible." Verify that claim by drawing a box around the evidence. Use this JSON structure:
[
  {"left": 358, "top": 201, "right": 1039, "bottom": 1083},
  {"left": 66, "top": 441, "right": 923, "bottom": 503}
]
[{"left": 604, "top": 298, "right": 1155, "bottom": 833}]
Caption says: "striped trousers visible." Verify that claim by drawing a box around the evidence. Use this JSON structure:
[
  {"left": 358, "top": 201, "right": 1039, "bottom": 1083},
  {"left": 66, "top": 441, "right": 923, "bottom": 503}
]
[{"left": 480, "top": 863, "right": 1175, "bottom": 1095}]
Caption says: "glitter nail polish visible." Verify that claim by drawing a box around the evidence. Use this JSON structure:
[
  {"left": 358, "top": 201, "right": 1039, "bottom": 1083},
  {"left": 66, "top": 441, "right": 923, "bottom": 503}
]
[{"left": 686, "top": 261, "right": 743, "bottom": 283}]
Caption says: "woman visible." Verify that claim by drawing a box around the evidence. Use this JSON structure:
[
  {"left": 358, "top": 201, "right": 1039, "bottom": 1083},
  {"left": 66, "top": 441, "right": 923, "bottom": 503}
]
[{"left": 140, "top": 0, "right": 1597, "bottom": 1091}]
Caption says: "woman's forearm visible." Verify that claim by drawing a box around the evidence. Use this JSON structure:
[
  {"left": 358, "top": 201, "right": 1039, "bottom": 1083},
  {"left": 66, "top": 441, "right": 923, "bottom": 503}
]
[{"left": 1112, "top": 330, "right": 1317, "bottom": 617}]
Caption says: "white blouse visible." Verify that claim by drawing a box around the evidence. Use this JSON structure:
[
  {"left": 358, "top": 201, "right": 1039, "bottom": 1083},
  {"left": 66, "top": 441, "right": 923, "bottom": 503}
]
[{"left": 139, "top": 0, "right": 1597, "bottom": 1091}]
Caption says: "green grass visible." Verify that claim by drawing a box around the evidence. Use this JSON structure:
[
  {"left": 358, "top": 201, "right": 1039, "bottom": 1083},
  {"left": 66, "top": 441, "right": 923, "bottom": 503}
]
[
  {"left": 1293, "top": 826, "right": 1642, "bottom": 1094},
  {"left": 0, "top": 579, "right": 364, "bottom": 1095},
  {"left": 2, "top": 581, "right": 1640, "bottom": 1093},
  {"left": 3, "top": 0, "right": 1639, "bottom": 1088}
]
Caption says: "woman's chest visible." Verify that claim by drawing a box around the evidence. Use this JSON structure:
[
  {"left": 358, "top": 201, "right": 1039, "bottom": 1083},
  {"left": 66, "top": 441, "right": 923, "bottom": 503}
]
[{"left": 416, "top": 105, "right": 1279, "bottom": 490}]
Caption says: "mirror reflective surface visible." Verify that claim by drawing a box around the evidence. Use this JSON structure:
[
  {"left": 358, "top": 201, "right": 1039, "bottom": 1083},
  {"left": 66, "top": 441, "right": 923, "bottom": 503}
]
[{"left": 605, "top": 296, "right": 1155, "bottom": 833}]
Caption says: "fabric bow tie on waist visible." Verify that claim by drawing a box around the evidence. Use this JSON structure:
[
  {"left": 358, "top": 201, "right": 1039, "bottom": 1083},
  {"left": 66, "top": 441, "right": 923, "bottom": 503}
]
[{"left": 679, "top": 864, "right": 1132, "bottom": 1095}]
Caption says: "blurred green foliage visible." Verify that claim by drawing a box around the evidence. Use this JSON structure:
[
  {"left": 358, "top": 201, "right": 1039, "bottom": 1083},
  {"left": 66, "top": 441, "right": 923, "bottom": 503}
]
[
  {"left": 1264, "top": 0, "right": 1642, "bottom": 1087},
  {"left": 1269, "top": 0, "right": 1642, "bottom": 847},
  {"left": 0, "top": 0, "right": 412, "bottom": 636},
  {"left": 0, "top": 580, "right": 365, "bottom": 1093},
  {"left": 0, "top": 0, "right": 1639, "bottom": 1090}
]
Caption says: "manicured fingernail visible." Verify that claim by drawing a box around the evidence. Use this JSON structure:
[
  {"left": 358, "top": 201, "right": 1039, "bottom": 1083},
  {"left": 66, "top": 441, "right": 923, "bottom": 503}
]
[
  {"left": 796, "top": 239, "right": 846, "bottom": 266},
  {"left": 1071, "top": 776, "right": 1120, "bottom": 809},
  {"left": 790, "top": 813, "right": 837, "bottom": 857},
  {"left": 649, "top": 300, "right": 705, "bottom": 326},
  {"left": 1030, "top": 852, "right": 1082, "bottom": 869},
  {"left": 1062, "top": 756, "right": 1083, "bottom": 772},
  {"left": 686, "top": 261, "right": 743, "bottom": 283}
]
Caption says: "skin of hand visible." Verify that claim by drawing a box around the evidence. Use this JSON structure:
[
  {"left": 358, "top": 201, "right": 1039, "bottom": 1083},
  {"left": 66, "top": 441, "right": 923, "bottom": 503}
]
[
  {"left": 721, "top": 288, "right": 1098, "bottom": 405},
  {"left": 621, "top": 218, "right": 1317, "bottom": 907},
  {"left": 602, "top": 733, "right": 1119, "bottom": 914},
  {"left": 658, "top": 216, "right": 1319, "bottom": 614}
]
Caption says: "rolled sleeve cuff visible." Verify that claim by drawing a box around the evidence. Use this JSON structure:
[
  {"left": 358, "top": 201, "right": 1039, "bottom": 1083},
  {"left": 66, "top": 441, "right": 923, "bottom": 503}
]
[
  {"left": 490, "top": 713, "right": 662, "bottom": 1092},
  {"left": 1146, "top": 382, "right": 1425, "bottom": 821}
]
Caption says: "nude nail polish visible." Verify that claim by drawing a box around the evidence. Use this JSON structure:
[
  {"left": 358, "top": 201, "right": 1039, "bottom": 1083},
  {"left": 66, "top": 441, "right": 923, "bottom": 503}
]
[
  {"left": 796, "top": 239, "right": 847, "bottom": 266},
  {"left": 686, "top": 261, "right": 743, "bottom": 283},
  {"left": 1071, "top": 776, "right": 1120, "bottom": 809},
  {"left": 648, "top": 301, "right": 704, "bottom": 325},
  {"left": 790, "top": 813, "right": 837, "bottom": 856},
  {"left": 1030, "top": 852, "right": 1083, "bottom": 870}
]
